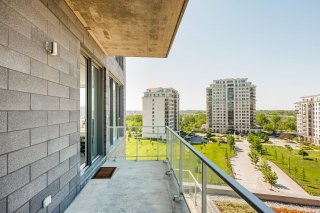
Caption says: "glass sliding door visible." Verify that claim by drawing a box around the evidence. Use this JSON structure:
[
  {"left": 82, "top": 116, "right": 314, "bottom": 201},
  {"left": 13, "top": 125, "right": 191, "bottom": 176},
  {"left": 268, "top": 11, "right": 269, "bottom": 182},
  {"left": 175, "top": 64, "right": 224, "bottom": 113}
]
[
  {"left": 108, "top": 77, "right": 124, "bottom": 148},
  {"left": 80, "top": 54, "right": 104, "bottom": 171},
  {"left": 80, "top": 55, "right": 87, "bottom": 169}
]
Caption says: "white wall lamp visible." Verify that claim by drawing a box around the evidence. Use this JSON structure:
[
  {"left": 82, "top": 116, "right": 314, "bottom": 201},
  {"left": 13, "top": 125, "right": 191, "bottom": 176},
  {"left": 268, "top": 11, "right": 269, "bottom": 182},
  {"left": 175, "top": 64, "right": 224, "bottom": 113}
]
[{"left": 45, "top": 41, "right": 58, "bottom": 56}]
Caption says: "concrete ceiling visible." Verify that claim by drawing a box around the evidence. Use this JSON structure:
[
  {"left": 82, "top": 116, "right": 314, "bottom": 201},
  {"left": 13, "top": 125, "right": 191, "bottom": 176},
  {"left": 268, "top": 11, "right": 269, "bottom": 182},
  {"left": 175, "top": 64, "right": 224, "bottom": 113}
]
[{"left": 65, "top": 0, "right": 188, "bottom": 57}]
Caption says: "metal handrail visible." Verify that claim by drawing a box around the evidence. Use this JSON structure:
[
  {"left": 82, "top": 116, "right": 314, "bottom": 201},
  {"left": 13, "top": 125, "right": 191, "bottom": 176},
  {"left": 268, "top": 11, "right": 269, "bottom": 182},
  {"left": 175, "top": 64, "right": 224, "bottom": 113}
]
[
  {"left": 166, "top": 126, "right": 274, "bottom": 213},
  {"left": 107, "top": 126, "right": 165, "bottom": 128}
]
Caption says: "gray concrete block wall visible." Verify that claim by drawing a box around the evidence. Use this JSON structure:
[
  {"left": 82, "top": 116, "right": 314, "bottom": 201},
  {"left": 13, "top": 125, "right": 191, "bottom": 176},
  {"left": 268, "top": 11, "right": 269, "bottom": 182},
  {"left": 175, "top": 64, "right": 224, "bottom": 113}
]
[{"left": 0, "top": 0, "right": 126, "bottom": 212}]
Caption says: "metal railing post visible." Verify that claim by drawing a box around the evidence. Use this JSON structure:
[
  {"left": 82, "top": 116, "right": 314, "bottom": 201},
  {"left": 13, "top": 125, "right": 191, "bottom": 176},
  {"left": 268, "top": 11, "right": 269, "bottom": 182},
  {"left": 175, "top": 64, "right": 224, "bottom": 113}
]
[
  {"left": 171, "top": 133, "right": 174, "bottom": 166},
  {"left": 117, "top": 127, "right": 119, "bottom": 140},
  {"left": 202, "top": 162, "right": 207, "bottom": 213},
  {"left": 166, "top": 127, "right": 169, "bottom": 160},
  {"left": 136, "top": 132, "right": 138, "bottom": 161},
  {"left": 194, "top": 181, "right": 197, "bottom": 206},
  {"left": 179, "top": 141, "right": 183, "bottom": 195},
  {"left": 157, "top": 126, "right": 159, "bottom": 161}
]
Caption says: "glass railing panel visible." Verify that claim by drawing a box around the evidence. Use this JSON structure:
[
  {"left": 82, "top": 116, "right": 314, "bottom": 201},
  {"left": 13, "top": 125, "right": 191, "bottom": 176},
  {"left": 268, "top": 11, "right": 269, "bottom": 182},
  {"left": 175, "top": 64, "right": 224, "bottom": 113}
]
[
  {"left": 172, "top": 136, "right": 181, "bottom": 182},
  {"left": 205, "top": 165, "right": 257, "bottom": 213},
  {"left": 125, "top": 126, "right": 167, "bottom": 160},
  {"left": 157, "top": 126, "right": 167, "bottom": 160},
  {"left": 181, "top": 145, "right": 202, "bottom": 213},
  {"left": 167, "top": 130, "right": 173, "bottom": 163},
  {"left": 126, "top": 126, "right": 141, "bottom": 160},
  {"left": 139, "top": 126, "right": 157, "bottom": 160},
  {"left": 165, "top": 127, "right": 273, "bottom": 213}
]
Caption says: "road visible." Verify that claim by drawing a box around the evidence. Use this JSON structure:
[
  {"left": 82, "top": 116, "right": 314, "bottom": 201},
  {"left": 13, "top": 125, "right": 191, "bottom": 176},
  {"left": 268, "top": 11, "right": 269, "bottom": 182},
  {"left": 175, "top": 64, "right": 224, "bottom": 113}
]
[{"left": 231, "top": 141, "right": 308, "bottom": 196}]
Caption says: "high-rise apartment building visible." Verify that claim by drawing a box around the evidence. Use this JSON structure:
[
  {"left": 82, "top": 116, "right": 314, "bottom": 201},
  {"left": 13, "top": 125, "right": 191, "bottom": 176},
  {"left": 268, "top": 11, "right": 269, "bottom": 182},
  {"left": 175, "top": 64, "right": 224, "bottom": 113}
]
[
  {"left": 296, "top": 94, "right": 320, "bottom": 145},
  {"left": 206, "top": 78, "right": 256, "bottom": 133},
  {"left": 142, "top": 88, "right": 180, "bottom": 138}
]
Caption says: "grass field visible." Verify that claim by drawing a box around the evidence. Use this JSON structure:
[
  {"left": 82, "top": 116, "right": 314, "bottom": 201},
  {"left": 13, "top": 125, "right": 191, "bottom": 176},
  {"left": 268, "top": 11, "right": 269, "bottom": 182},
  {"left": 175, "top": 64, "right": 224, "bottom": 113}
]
[
  {"left": 126, "top": 135, "right": 235, "bottom": 185},
  {"left": 179, "top": 143, "right": 235, "bottom": 185},
  {"left": 126, "top": 136, "right": 166, "bottom": 160},
  {"left": 262, "top": 146, "right": 320, "bottom": 196}
]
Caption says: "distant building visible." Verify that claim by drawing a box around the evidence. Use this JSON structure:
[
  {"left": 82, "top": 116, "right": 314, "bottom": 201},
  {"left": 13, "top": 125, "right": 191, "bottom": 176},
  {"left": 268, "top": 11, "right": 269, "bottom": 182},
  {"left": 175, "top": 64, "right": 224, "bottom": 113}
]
[
  {"left": 126, "top": 111, "right": 142, "bottom": 116},
  {"left": 142, "top": 88, "right": 180, "bottom": 138},
  {"left": 206, "top": 78, "right": 257, "bottom": 133},
  {"left": 296, "top": 94, "right": 320, "bottom": 145}
]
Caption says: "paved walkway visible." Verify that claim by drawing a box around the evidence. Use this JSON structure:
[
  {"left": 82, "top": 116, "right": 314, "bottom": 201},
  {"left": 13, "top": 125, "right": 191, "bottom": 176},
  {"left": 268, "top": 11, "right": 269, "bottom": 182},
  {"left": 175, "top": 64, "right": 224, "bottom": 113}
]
[
  {"left": 66, "top": 161, "right": 190, "bottom": 213},
  {"left": 231, "top": 141, "right": 308, "bottom": 196},
  {"left": 265, "top": 138, "right": 300, "bottom": 150}
]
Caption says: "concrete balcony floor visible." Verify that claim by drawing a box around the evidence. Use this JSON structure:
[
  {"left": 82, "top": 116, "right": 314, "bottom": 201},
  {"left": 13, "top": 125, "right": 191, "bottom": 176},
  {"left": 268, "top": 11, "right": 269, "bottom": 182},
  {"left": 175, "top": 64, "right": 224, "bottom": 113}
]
[{"left": 66, "top": 160, "right": 190, "bottom": 213}]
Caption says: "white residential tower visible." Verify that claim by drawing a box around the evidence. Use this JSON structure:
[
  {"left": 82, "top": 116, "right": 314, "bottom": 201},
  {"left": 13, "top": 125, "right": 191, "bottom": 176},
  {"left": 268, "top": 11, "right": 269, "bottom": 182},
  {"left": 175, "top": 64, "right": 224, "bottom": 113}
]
[
  {"left": 142, "top": 88, "right": 180, "bottom": 138},
  {"left": 206, "top": 78, "right": 256, "bottom": 133},
  {"left": 296, "top": 94, "right": 320, "bottom": 145}
]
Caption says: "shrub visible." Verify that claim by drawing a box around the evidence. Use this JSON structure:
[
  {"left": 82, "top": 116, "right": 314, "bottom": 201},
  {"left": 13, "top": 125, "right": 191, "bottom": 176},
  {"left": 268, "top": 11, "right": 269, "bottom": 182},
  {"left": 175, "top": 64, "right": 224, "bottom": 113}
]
[{"left": 298, "top": 148, "right": 309, "bottom": 159}]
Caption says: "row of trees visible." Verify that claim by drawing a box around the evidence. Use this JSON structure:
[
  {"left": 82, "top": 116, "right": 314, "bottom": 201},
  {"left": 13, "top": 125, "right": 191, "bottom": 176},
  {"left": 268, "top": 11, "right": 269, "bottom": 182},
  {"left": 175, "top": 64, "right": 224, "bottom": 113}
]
[
  {"left": 256, "top": 113, "right": 296, "bottom": 133},
  {"left": 126, "top": 111, "right": 296, "bottom": 134},
  {"left": 247, "top": 132, "right": 268, "bottom": 154},
  {"left": 247, "top": 133, "right": 278, "bottom": 190}
]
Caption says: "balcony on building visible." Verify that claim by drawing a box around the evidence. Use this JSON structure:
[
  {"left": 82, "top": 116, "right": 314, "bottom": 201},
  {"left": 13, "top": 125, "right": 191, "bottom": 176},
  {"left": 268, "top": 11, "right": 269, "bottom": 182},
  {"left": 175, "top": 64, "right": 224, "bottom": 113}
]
[{"left": 66, "top": 126, "right": 273, "bottom": 213}]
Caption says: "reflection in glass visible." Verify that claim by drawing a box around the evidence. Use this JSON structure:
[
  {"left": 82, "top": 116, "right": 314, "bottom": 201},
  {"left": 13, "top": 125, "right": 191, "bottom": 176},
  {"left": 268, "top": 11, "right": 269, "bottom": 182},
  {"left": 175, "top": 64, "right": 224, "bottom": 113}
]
[
  {"left": 91, "top": 64, "right": 99, "bottom": 160},
  {"left": 113, "top": 82, "right": 117, "bottom": 142},
  {"left": 80, "top": 55, "right": 87, "bottom": 169}
]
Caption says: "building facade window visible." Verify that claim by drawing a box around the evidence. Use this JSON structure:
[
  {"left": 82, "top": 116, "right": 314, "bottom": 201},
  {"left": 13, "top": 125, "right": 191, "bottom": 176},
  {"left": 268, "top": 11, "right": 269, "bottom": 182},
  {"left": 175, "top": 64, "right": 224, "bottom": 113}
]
[{"left": 108, "top": 77, "right": 124, "bottom": 147}]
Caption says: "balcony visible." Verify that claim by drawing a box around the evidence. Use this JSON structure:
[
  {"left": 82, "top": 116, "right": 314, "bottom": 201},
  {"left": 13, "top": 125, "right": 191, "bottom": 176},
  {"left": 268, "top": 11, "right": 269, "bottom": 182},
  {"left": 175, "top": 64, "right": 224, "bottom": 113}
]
[{"left": 67, "top": 126, "right": 272, "bottom": 213}]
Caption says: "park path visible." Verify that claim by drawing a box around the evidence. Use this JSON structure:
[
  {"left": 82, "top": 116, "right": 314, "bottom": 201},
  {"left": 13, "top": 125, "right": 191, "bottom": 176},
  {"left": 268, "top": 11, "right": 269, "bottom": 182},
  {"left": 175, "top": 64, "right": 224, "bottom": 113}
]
[{"left": 231, "top": 141, "right": 308, "bottom": 196}]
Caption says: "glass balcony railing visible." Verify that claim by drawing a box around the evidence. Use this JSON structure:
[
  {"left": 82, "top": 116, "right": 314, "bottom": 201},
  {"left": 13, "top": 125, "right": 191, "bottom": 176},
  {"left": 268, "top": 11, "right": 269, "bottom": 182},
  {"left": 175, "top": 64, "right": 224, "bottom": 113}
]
[
  {"left": 166, "top": 127, "right": 273, "bottom": 213},
  {"left": 107, "top": 126, "right": 273, "bottom": 213}
]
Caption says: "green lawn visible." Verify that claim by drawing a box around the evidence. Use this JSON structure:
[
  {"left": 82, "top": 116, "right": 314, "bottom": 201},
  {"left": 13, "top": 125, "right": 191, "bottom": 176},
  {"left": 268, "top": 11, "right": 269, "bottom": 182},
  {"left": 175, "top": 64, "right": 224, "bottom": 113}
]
[
  {"left": 126, "top": 135, "right": 235, "bottom": 185},
  {"left": 126, "top": 136, "right": 166, "bottom": 160},
  {"left": 179, "top": 143, "right": 235, "bottom": 185},
  {"left": 262, "top": 146, "right": 320, "bottom": 196}
]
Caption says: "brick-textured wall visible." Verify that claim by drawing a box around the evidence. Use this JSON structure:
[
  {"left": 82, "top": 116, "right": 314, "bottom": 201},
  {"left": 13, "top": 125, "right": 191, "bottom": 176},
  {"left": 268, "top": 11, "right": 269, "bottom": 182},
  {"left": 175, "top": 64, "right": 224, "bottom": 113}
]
[{"left": 0, "top": 0, "right": 125, "bottom": 212}]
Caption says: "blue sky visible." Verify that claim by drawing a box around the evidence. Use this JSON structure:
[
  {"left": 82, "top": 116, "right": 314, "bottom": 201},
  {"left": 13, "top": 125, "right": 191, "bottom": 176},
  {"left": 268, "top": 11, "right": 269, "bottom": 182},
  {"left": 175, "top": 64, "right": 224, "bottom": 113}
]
[{"left": 126, "top": 0, "right": 320, "bottom": 111}]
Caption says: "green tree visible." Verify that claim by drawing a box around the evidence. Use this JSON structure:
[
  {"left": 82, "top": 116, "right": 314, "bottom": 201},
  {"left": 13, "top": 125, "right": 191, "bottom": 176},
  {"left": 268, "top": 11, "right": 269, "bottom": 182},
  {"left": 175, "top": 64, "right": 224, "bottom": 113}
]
[
  {"left": 259, "top": 159, "right": 278, "bottom": 190},
  {"left": 263, "top": 123, "right": 276, "bottom": 133},
  {"left": 259, "top": 159, "right": 271, "bottom": 174},
  {"left": 206, "top": 129, "right": 212, "bottom": 139},
  {"left": 264, "top": 170, "right": 278, "bottom": 190},
  {"left": 256, "top": 113, "right": 269, "bottom": 126},
  {"left": 247, "top": 133, "right": 255, "bottom": 143},
  {"left": 256, "top": 132, "right": 269, "bottom": 142},
  {"left": 227, "top": 134, "right": 235, "bottom": 150},
  {"left": 126, "top": 114, "right": 142, "bottom": 128},
  {"left": 298, "top": 148, "right": 309, "bottom": 159},
  {"left": 281, "top": 117, "right": 297, "bottom": 132},
  {"left": 248, "top": 149, "right": 259, "bottom": 167},
  {"left": 249, "top": 136, "right": 262, "bottom": 153},
  {"left": 180, "top": 113, "right": 206, "bottom": 133},
  {"left": 270, "top": 115, "right": 282, "bottom": 129}
]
